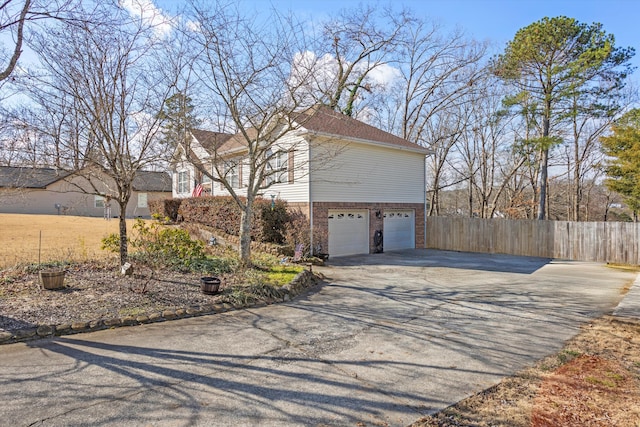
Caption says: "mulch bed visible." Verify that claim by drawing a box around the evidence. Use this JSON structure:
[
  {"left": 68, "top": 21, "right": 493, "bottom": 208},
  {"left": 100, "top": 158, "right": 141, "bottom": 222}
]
[{"left": 0, "top": 261, "right": 227, "bottom": 334}]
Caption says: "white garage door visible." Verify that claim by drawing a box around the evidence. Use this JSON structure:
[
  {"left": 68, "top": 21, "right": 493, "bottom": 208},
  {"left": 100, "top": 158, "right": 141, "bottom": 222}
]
[
  {"left": 328, "top": 210, "right": 369, "bottom": 256},
  {"left": 383, "top": 210, "right": 415, "bottom": 251}
]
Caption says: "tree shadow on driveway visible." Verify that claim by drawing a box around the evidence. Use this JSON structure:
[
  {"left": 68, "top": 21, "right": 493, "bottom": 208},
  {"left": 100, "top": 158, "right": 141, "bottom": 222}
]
[
  {"left": 327, "top": 248, "right": 552, "bottom": 274},
  {"left": 11, "top": 332, "right": 480, "bottom": 426}
]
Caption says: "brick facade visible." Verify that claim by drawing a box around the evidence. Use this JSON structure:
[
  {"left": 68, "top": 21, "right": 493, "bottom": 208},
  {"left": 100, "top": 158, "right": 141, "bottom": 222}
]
[{"left": 309, "top": 201, "right": 426, "bottom": 255}]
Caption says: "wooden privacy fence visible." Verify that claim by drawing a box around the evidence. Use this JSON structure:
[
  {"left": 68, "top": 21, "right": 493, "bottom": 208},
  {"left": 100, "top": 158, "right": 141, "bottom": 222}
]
[{"left": 425, "top": 217, "right": 640, "bottom": 265}]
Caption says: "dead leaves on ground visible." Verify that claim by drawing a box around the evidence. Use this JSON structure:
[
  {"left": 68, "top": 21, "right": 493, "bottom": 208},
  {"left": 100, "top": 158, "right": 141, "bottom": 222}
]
[{"left": 412, "top": 317, "right": 640, "bottom": 427}]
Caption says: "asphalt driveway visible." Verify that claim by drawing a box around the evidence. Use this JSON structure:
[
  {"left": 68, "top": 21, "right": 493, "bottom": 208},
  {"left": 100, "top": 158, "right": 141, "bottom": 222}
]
[{"left": 0, "top": 249, "right": 636, "bottom": 426}]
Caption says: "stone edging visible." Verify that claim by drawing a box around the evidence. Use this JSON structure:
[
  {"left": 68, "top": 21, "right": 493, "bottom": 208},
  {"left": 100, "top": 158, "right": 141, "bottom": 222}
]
[{"left": 0, "top": 270, "right": 321, "bottom": 345}]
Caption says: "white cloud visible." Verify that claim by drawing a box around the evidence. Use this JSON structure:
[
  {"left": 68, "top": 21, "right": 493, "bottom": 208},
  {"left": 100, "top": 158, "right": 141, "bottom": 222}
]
[
  {"left": 365, "top": 63, "right": 402, "bottom": 89},
  {"left": 290, "top": 50, "right": 402, "bottom": 100},
  {"left": 186, "top": 20, "right": 201, "bottom": 33},
  {"left": 119, "top": 0, "right": 174, "bottom": 37}
]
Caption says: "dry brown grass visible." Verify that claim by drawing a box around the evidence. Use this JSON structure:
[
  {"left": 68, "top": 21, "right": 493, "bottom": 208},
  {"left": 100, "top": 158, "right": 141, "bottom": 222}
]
[
  {"left": 412, "top": 317, "right": 640, "bottom": 427},
  {"left": 0, "top": 213, "right": 137, "bottom": 268}
]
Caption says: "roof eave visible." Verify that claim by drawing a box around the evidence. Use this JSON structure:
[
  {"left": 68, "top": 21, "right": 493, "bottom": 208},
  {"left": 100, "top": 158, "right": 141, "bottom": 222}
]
[{"left": 302, "top": 129, "right": 433, "bottom": 155}]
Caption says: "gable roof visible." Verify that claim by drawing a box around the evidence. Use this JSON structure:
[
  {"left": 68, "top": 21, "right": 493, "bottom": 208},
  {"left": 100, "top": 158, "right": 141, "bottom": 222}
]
[
  {"left": 189, "top": 105, "right": 431, "bottom": 157},
  {"left": 131, "top": 171, "right": 172, "bottom": 192},
  {"left": 189, "top": 129, "right": 235, "bottom": 151},
  {"left": 0, "top": 166, "right": 71, "bottom": 189},
  {"left": 0, "top": 166, "right": 171, "bottom": 192},
  {"left": 296, "top": 104, "right": 430, "bottom": 153}
]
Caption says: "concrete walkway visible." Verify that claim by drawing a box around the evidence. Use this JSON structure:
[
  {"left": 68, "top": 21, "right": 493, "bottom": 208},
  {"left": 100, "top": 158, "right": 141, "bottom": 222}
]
[
  {"left": 614, "top": 272, "right": 640, "bottom": 319},
  {"left": 0, "top": 249, "right": 637, "bottom": 426}
]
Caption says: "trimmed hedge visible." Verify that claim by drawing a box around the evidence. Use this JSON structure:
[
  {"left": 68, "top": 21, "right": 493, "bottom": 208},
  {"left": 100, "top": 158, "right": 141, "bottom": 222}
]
[
  {"left": 175, "top": 196, "right": 289, "bottom": 244},
  {"left": 149, "top": 198, "right": 183, "bottom": 222}
]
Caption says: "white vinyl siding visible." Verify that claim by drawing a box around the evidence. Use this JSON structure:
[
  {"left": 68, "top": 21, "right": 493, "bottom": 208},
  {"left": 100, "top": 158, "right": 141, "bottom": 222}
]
[
  {"left": 262, "top": 135, "right": 310, "bottom": 203},
  {"left": 310, "top": 140, "right": 425, "bottom": 203}
]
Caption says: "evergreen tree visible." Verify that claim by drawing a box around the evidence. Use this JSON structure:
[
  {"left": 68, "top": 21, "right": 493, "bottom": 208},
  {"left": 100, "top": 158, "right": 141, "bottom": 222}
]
[
  {"left": 157, "top": 92, "right": 201, "bottom": 150},
  {"left": 601, "top": 109, "right": 640, "bottom": 220},
  {"left": 492, "top": 16, "right": 634, "bottom": 219}
]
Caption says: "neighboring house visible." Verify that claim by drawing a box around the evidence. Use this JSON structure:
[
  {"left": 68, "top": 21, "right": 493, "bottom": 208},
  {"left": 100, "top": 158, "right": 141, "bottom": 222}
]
[
  {"left": 171, "top": 104, "right": 432, "bottom": 256},
  {"left": 0, "top": 166, "right": 172, "bottom": 218}
]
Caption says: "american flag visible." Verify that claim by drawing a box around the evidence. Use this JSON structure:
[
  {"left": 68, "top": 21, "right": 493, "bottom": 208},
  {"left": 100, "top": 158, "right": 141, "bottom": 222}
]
[{"left": 192, "top": 184, "right": 204, "bottom": 197}]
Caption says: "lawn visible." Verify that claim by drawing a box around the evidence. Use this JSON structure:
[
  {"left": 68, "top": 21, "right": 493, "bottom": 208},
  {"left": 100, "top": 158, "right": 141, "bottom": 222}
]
[{"left": 0, "top": 213, "right": 136, "bottom": 268}]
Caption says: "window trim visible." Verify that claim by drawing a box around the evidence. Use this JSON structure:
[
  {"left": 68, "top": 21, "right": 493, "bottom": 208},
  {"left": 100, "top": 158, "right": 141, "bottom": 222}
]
[
  {"left": 95, "top": 195, "right": 104, "bottom": 208},
  {"left": 137, "top": 192, "right": 148, "bottom": 208},
  {"left": 177, "top": 170, "right": 189, "bottom": 194},
  {"left": 266, "top": 149, "right": 288, "bottom": 186}
]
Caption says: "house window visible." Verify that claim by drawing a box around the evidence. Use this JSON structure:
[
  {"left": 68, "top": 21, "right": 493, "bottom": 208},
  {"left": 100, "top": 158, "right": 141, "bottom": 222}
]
[
  {"left": 95, "top": 195, "right": 104, "bottom": 208},
  {"left": 177, "top": 171, "right": 189, "bottom": 194},
  {"left": 138, "top": 193, "right": 148, "bottom": 208},
  {"left": 266, "top": 150, "right": 288, "bottom": 185},
  {"left": 223, "top": 161, "right": 239, "bottom": 189},
  {"left": 201, "top": 174, "right": 212, "bottom": 195}
]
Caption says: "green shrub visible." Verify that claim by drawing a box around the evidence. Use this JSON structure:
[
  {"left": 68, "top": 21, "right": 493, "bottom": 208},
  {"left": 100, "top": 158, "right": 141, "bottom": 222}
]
[
  {"left": 130, "top": 219, "right": 206, "bottom": 269},
  {"left": 251, "top": 252, "right": 283, "bottom": 270},
  {"left": 260, "top": 201, "right": 289, "bottom": 244},
  {"left": 101, "top": 219, "right": 234, "bottom": 275},
  {"left": 188, "top": 256, "right": 237, "bottom": 275},
  {"left": 177, "top": 195, "right": 290, "bottom": 244},
  {"left": 101, "top": 233, "right": 122, "bottom": 254},
  {"left": 149, "top": 199, "right": 182, "bottom": 222}
]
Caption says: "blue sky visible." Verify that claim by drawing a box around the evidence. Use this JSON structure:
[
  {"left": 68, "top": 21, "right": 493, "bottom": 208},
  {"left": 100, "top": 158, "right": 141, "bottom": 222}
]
[
  {"left": 10, "top": 0, "right": 640, "bottom": 83},
  {"left": 229, "top": 0, "right": 640, "bottom": 75}
]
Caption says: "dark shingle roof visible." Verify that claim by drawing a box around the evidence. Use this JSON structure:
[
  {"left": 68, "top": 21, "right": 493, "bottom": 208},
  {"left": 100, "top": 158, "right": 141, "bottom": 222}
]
[
  {"left": 132, "top": 171, "right": 172, "bottom": 192},
  {"left": 190, "top": 105, "right": 430, "bottom": 156},
  {"left": 0, "top": 166, "right": 171, "bottom": 192},
  {"left": 189, "top": 129, "right": 235, "bottom": 151},
  {"left": 296, "top": 104, "right": 429, "bottom": 152},
  {"left": 0, "top": 166, "right": 70, "bottom": 188}
]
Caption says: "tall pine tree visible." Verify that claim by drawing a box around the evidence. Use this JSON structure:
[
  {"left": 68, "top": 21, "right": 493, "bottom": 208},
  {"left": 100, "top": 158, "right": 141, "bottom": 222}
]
[
  {"left": 492, "top": 16, "right": 634, "bottom": 219},
  {"left": 157, "top": 92, "right": 202, "bottom": 150}
]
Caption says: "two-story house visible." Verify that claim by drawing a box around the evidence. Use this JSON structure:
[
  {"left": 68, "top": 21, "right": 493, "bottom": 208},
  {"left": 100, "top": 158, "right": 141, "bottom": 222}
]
[{"left": 171, "top": 104, "right": 431, "bottom": 257}]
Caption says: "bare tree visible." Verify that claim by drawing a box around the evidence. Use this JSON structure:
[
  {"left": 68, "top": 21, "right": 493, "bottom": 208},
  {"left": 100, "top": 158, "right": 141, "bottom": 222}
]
[
  {"left": 0, "top": 0, "right": 31, "bottom": 83},
  {"left": 25, "top": 2, "right": 174, "bottom": 265},
  {"left": 562, "top": 85, "right": 636, "bottom": 220},
  {"left": 451, "top": 80, "right": 526, "bottom": 218},
  {"left": 0, "top": 0, "right": 82, "bottom": 85},
  {"left": 313, "top": 5, "right": 413, "bottom": 117},
  {"left": 179, "top": 2, "right": 328, "bottom": 264},
  {"left": 4, "top": 82, "right": 94, "bottom": 170},
  {"left": 369, "top": 20, "right": 487, "bottom": 215}
]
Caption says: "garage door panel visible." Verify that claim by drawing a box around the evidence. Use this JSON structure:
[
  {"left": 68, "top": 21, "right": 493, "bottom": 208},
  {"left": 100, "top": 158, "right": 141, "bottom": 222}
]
[
  {"left": 383, "top": 210, "right": 414, "bottom": 251},
  {"left": 328, "top": 210, "right": 369, "bottom": 256}
]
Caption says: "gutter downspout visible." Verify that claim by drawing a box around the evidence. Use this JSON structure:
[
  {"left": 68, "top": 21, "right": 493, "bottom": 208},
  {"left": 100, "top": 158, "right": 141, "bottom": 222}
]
[
  {"left": 424, "top": 155, "right": 427, "bottom": 249},
  {"left": 308, "top": 136, "right": 314, "bottom": 256}
]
